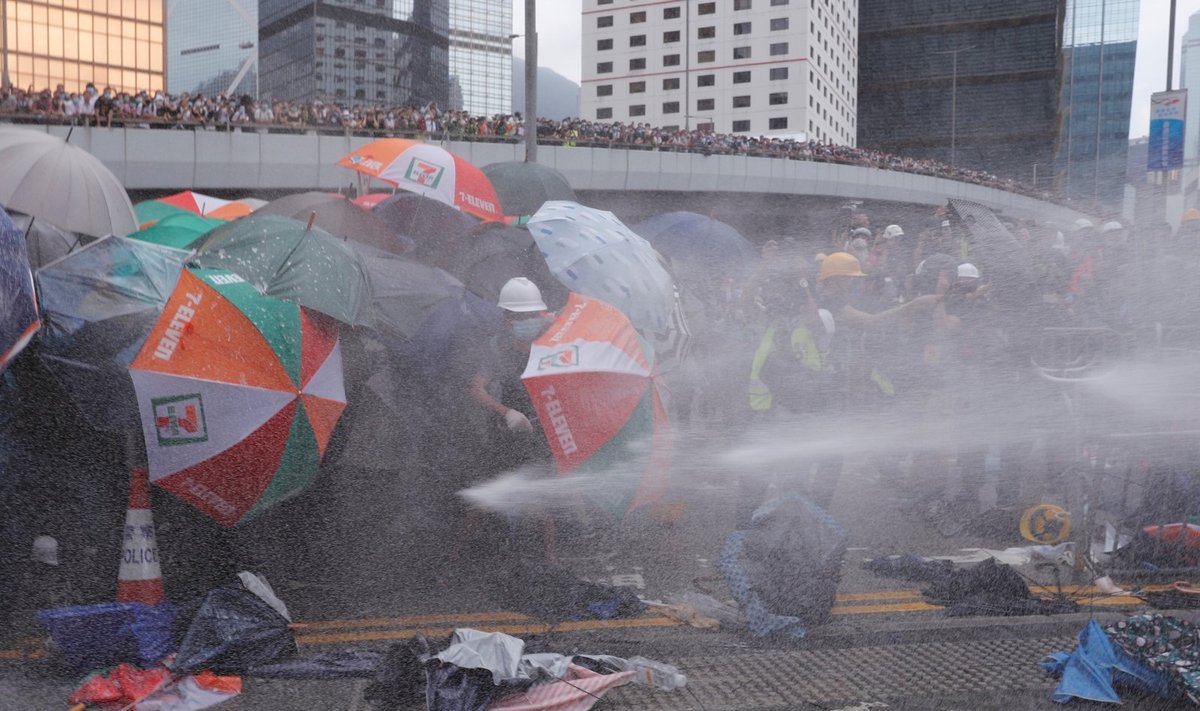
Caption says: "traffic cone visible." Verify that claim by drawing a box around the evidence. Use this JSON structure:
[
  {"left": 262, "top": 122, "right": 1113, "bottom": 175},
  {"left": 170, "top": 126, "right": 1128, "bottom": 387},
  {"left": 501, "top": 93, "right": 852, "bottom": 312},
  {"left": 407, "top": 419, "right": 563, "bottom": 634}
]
[{"left": 117, "top": 466, "right": 164, "bottom": 605}]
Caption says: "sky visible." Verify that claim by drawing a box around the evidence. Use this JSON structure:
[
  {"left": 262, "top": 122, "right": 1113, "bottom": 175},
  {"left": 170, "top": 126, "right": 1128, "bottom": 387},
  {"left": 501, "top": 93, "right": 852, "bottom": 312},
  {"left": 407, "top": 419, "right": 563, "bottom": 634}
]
[{"left": 513, "top": 0, "right": 1200, "bottom": 139}]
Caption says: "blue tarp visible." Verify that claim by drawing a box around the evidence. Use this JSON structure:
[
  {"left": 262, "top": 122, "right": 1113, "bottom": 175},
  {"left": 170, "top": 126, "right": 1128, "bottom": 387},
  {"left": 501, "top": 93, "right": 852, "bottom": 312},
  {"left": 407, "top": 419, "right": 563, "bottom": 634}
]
[{"left": 1040, "top": 619, "right": 1175, "bottom": 704}]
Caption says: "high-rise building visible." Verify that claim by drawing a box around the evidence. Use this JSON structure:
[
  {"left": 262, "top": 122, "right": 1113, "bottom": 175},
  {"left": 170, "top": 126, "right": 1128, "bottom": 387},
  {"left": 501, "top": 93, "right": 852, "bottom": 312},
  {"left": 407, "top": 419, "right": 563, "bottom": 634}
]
[
  {"left": 447, "top": 0, "right": 511, "bottom": 116},
  {"left": 1057, "top": 0, "right": 1140, "bottom": 203},
  {"left": 858, "top": 1, "right": 1062, "bottom": 183},
  {"left": 0, "top": 0, "right": 165, "bottom": 94},
  {"left": 258, "top": 0, "right": 449, "bottom": 107},
  {"left": 166, "top": 0, "right": 257, "bottom": 97},
  {"left": 1176, "top": 11, "right": 1200, "bottom": 166},
  {"left": 579, "top": 0, "right": 857, "bottom": 141}
]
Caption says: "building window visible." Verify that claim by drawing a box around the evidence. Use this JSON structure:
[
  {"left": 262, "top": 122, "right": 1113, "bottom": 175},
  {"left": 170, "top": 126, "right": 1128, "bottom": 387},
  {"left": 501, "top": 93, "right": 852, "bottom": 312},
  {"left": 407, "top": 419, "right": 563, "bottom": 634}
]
[
  {"left": 770, "top": 17, "right": 789, "bottom": 31},
  {"left": 597, "top": 107, "right": 613, "bottom": 119},
  {"left": 698, "top": 50, "right": 715, "bottom": 63},
  {"left": 698, "top": 2, "right": 716, "bottom": 15},
  {"left": 732, "top": 70, "right": 751, "bottom": 84},
  {"left": 663, "top": 77, "right": 681, "bottom": 90},
  {"left": 630, "top": 104, "right": 646, "bottom": 117},
  {"left": 663, "top": 30, "right": 680, "bottom": 43},
  {"left": 664, "top": 7, "right": 681, "bottom": 20},
  {"left": 770, "top": 67, "right": 789, "bottom": 80},
  {"left": 630, "top": 11, "right": 646, "bottom": 23},
  {"left": 597, "top": 0, "right": 612, "bottom": 3},
  {"left": 770, "top": 42, "right": 789, "bottom": 56},
  {"left": 597, "top": 62, "right": 613, "bottom": 73},
  {"left": 733, "top": 95, "right": 751, "bottom": 108},
  {"left": 769, "top": 117, "right": 788, "bottom": 130},
  {"left": 733, "top": 46, "right": 751, "bottom": 60},
  {"left": 697, "top": 98, "right": 715, "bottom": 111},
  {"left": 597, "top": 84, "right": 613, "bottom": 96},
  {"left": 733, "top": 119, "right": 751, "bottom": 132},
  {"left": 663, "top": 54, "right": 680, "bottom": 67},
  {"left": 771, "top": 0, "right": 789, "bottom": 5},
  {"left": 629, "top": 81, "right": 646, "bottom": 93},
  {"left": 630, "top": 58, "right": 646, "bottom": 70},
  {"left": 697, "top": 74, "right": 716, "bottom": 87},
  {"left": 597, "top": 38, "right": 613, "bottom": 51},
  {"left": 698, "top": 26, "right": 716, "bottom": 39},
  {"left": 630, "top": 34, "right": 646, "bottom": 47},
  {"left": 663, "top": 101, "right": 680, "bottom": 114},
  {"left": 734, "top": 0, "right": 752, "bottom": 9},
  {"left": 733, "top": 22, "right": 752, "bottom": 35},
  {"left": 769, "top": 91, "right": 788, "bottom": 105},
  {"left": 597, "top": 15, "right": 613, "bottom": 28}
]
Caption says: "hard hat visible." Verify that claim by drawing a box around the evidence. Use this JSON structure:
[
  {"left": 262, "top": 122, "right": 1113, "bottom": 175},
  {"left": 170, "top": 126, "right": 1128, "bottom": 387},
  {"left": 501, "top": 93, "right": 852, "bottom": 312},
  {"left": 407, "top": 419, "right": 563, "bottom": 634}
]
[
  {"left": 818, "top": 252, "right": 865, "bottom": 280},
  {"left": 1099, "top": 221, "right": 1123, "bottom": 235},
  {"left": 1184, "top": 208, "right": 1200, "bottom": 222},
  {"left": 850, "top": 227, "right": 872, "bottom": 238},
  {"left": 957, "top": 263, "right": 980, "bottom": 279},
  {"left": 884, "top": 224, "right": 904, "bottom": 239},
  {"left": 1071, "top": 218, "right": 1094, "bottom": 233},
  {"left": 32, "top": 535, "right": 58, "bottom": 566},
  {"left": 497, "top": 277, "right": 547, "bottom": 312}
]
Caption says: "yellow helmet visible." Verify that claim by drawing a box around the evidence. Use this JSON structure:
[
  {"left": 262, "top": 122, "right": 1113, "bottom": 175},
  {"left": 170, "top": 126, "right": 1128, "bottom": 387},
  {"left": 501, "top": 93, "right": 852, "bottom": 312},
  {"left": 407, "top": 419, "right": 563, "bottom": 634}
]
[{"left": 818, "top": 252, "right": 865, "bottom": 281}]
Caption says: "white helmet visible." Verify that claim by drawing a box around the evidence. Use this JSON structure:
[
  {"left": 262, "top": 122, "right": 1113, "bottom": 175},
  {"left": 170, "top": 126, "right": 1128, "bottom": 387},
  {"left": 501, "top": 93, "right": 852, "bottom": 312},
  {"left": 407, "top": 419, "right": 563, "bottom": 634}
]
[
  {"left": 957, "top": 263, "right": 980, "bottom": 280},
  {"left": 1099, "top": 220, "right": 1124, "bottom": 235},
  {"left": 497, "top": 277, "right": 547, "bottom": 312},
  {"left": 1072, "top": 218, "right": 1094, "bottom": 233},
  {"left": 884, "top": 224, "right": 904, "bottom": 239}
]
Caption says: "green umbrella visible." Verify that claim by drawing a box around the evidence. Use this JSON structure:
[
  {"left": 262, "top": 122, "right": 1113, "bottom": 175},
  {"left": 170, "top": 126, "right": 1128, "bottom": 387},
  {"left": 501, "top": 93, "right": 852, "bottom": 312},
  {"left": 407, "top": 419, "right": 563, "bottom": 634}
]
[
  {"left": 133, "top": 199, "right": 192, "bottom": 229},
  {"left": 128, "top": 212, "right": 225, "bottom": 250},
  {"left": 192, "top": 213, "right": 372, "bottom": 326}
]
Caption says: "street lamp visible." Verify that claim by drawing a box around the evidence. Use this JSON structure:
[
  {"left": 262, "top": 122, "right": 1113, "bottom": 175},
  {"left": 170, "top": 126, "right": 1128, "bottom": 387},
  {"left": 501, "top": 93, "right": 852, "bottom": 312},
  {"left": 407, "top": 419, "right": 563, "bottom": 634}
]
[
  {"left": 932, "top": 45, "right": 974, "bottom": 167},
  {"left": 523, "top": 1, "right": 538, "bottom": 163}
]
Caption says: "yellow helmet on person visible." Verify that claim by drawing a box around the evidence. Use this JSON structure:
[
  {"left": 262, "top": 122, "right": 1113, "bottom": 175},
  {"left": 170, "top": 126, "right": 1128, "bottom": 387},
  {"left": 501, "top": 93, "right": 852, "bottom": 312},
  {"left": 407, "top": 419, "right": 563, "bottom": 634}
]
[{"left": 818, "top": 252, "right": 865, "bottom": 281}]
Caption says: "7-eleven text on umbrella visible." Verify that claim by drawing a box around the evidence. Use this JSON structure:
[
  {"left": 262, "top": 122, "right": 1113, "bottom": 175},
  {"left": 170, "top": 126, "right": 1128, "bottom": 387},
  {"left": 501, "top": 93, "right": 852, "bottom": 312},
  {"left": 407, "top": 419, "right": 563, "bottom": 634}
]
[
  {"left": 540, "top": 385, "right": 579, "bottom": 456},
  {"left": 153, "top": 291, "right": 203, "bottom": 361}
]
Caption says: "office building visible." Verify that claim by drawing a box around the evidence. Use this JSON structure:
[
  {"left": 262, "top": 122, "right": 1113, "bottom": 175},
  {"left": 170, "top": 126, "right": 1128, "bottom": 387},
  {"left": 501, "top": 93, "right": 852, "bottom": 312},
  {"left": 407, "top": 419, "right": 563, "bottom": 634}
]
[
  {"left": 166, "top": 0, "right": 257, "bottom": 97},
  {"left": 0, "top": 0, "right": 165, "bottom": 94},
  {"left": 1057, "top": 0, "right": 1140, "bottom": 203},
  {"left": 1176, "top": 11, "right": 1200, "bottom": 166},
  {"left": 858, "top": 0, "right": 1062, "bottom": 183},
  {"left": 580, "top": 0, "right": 857, "bottom": 141},
  {"left": 258, "top": 0, "right": 449, "bottom": 107},
  {"left": 448, "top": 0, "right": 511, "bottom": 116}
]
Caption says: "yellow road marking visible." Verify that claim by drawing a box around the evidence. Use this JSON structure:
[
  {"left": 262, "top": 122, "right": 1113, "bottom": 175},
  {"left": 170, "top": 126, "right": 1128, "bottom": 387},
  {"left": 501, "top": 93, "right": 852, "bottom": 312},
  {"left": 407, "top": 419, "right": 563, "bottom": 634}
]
[
  {"left": 295, "top": 617, "right": 680, "bottom": 646},
  {"left": 298, "top": 611, "right": 534, "bottom": 631}
]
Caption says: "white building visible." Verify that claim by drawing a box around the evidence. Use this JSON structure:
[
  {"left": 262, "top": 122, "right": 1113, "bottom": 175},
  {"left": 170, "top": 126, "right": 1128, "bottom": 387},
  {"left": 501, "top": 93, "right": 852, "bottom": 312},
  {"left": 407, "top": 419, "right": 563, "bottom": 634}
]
[
  {"left": 579, "top": 0, "right": 857, "bottom": 141},
  {"left": 1181, "top": 11, "right": 1200, "bottom": 167}
]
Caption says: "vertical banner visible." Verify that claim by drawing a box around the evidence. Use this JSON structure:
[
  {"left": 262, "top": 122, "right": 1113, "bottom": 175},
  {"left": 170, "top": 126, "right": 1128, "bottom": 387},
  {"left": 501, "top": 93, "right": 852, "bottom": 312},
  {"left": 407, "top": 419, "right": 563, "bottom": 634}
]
[{"left": 1148, "top": 90, "right": 1187, "bottom": 171}]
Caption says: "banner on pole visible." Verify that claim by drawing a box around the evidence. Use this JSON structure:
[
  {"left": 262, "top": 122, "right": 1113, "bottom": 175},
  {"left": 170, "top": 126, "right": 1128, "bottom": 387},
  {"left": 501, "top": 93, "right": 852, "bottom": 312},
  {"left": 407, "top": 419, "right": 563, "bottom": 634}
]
[{"left": 1148, "top": 90, "right": 1187, "bottom": 172}]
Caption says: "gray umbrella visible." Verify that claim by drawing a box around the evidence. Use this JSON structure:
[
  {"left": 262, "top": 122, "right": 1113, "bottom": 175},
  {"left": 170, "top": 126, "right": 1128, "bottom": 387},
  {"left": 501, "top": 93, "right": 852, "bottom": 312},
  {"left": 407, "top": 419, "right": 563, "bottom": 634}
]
[{"left": 482, "top": 161, "right": 577, "bottom": 217}]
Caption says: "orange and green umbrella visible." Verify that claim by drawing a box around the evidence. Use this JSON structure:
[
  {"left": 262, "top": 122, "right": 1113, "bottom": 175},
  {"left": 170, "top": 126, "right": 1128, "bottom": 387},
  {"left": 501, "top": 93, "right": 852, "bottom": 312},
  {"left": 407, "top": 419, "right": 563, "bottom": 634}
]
[
  {"left": 128, "top": 212, "right": 225, "bottom": 250},
  {"left": 129, "top": 268, "right": 346, "bottom": 526}
]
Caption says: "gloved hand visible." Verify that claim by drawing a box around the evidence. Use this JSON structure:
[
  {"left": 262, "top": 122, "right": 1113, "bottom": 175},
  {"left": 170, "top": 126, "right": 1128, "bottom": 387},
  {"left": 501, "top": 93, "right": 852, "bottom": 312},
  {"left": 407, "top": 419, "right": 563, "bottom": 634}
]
[{"left": 504, "top": 408, "right": 533, "bottom": 433}]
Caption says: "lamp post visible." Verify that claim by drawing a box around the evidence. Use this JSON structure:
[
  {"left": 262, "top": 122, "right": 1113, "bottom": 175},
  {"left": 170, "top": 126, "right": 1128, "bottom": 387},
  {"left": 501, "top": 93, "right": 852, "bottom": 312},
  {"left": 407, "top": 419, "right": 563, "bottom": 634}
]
[
  {"left": 1, "top": 0, "right": 9, "bottom": 92},
  {"left": 523, "top": 0, "right": 538, "bottom": 163},
  {"left": 932, "top": 45, "right": 974, "bottom": 167}
]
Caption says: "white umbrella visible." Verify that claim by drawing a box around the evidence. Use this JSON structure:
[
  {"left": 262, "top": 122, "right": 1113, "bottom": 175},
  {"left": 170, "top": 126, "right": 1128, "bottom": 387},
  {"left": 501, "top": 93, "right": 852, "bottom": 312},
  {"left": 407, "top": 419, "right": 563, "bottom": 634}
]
[
  {"left": 527, "top": 200, "right": 676, "bottom": 335},
  {"left": 0, "top": 127, "right": 136, "bottom": 237}
]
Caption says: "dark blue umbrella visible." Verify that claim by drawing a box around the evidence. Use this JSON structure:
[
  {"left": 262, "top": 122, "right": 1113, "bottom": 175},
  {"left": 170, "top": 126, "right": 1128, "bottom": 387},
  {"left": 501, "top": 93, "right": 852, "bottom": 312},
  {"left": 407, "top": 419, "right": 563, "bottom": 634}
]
[
  {"left": 634, "top": 212, "right": 757, "bottom": 279},
  {"left": 0, "top": 205, "right": 39, "bottom": 372}
]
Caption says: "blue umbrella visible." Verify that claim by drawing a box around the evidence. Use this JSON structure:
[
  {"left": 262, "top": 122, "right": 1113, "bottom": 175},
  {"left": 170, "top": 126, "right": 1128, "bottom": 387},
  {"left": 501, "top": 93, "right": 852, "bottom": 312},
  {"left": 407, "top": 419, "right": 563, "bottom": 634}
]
[
  {"left": 0, "top": 205, "right": 39, "bottom": 372},
  {"left": 634, "top": 211, "right": 757, "bottom": 280},
  {"left": 36, "top": 236, "right": 190, "bottom": 431}
]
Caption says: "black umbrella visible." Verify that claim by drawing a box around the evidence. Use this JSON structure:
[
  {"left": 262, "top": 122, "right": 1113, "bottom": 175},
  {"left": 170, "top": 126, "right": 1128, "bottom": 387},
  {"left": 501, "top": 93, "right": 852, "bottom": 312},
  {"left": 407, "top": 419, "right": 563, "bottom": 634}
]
[
  {"left": 481, "top": 161, "right": 577, "bottom": 217},
  {"left": 171, "top": 583, "right": 297, "bottom": 675},
  {"left": 434, "top": 224, "right": 567, "bottom": 310},
  {"left": 257, "top": 191, "right": 407, "bottom": 255},
  {"left": 8, "top": 210, "right": 94, "bottom": 268},
  {"left": 371, "top": 193, "right": 477, "bottom": 261}
]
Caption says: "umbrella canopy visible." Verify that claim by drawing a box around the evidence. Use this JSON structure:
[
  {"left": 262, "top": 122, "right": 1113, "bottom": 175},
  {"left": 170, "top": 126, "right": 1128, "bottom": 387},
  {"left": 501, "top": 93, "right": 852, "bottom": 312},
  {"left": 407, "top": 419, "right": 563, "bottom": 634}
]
[
  {"left": 0, "top": 205, "right": 40, "bottom": 371},
  {"left": 128, "top": 211, "right": 224, "bottom": 250},
  {"left": 36, "top": 236, "right": 191, "bottom": 430},
  {"left": 8, "top": 210, "right": 94, "bottom": 268},
  {"left": 258, "top": 191, "right": 403, "bottom": 255},
  {"left": 481, "top": 161, "right": 577, "bottom": 217},
  {"left": 337, "top": 138, "right": 503, "bottom": 222},
  {"left": 352, "top": 193, "right": 391, "bottom": 209},
  {"left": 527, "top": 201, "right": 676, "bottom": 335},
  {"left": 192, "top": 213, "right": 372, "bottom": 326},
  {"left": 371, "top": 193, "right": 476, "bottom": 259},
  {"left": 150, "top": 191, "right": 232, "bottom": 217},
  {"left": 433, "top": 224, "right": 567, "bottom": 310},
  {"left": 172, "top": 583, "right": 297, "bottom": 675},
  {"left": 129, "top": 268, "right": 347, "bottom": 526},
  {"left": 206, "top": 198, "right": 266, "bottom": 221},
  {"left": 633, "top": 212, "right": 757, "bottom": 279},
  {"left": 0, "top": 127, "right": 137, "bottom": 237},
  {"left": 521, "top": 293, "right": 670, "bottom": 516}
]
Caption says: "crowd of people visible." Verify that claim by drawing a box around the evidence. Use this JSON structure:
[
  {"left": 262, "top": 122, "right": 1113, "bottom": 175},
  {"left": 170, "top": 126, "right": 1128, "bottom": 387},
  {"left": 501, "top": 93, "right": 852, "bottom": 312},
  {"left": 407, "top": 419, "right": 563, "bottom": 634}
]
[{"left": 0, "top": 83, "right": 1081, "bottom": 210}]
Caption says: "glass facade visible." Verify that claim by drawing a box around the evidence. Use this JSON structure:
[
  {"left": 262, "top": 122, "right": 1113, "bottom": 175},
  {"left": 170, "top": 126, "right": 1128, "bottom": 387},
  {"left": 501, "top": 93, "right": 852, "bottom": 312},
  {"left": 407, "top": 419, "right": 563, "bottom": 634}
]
[
  {"left": 1057, "top": 0, "right": 1140, "bottom": 203},
  {"left": 166, "top": 0, "right": 257, "bottom": 97},
  {"left": 1, "top": 0, "right": 165, "bottom": 94},
  {"left": 447, "top": 0, "right": 510, "bottom": 115},
  {"left": 857, "top": 0, "right": 1061, "bottom": 183},
  {"left": 259, "top": 0, "right": 449, "bottom": 107}
]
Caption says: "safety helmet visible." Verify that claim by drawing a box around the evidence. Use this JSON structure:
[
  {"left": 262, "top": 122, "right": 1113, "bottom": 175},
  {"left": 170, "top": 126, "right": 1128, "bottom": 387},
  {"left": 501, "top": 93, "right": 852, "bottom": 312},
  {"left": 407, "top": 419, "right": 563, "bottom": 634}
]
[
  {"left": 497, "top": 277, "right": 547, "bottom": 312},
  {"left": 957, "top": 263, "right": 980, "bottom": 280},
  {"left": 1183, "top": 208, "right": 1200, "bottom": 222},
  {"left": 1071, "top": 218, "right": 1094, "bottom": 233},
  {"left": 850, "top": 227, "right": 872, "bottom": 238},
  {"left": 884, "top": 224, "right": 904, "bottom": 239},
  {"left": 818, "top": 252, "right": 865, "bottom": 280},
  {"left": 1099, "top": 221, "right": 1124, "bottom": 235}
]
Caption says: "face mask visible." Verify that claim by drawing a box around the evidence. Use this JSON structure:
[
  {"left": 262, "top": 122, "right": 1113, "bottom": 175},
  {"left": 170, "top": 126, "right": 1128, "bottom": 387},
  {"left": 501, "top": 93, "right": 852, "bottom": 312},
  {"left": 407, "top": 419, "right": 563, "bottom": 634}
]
[
  {"left": 104, "top": 92, "right": 112, "bottom": 99},
  {"left": 510, "top": 318, "right": 544, "bottom": 340}
]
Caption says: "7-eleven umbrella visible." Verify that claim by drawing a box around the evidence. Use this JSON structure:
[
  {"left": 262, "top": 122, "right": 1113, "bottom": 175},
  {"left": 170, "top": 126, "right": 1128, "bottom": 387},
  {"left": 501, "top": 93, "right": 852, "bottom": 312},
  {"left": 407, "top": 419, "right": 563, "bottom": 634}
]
[
  {"left": 129, "top": 268, "right": 346, "bottom": 526},
  {"left": 521, "top": 293, "right": 670, "bottom": 516},
  {"left": 336, "top": 138, "right": 503, "bottom": 222}
]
